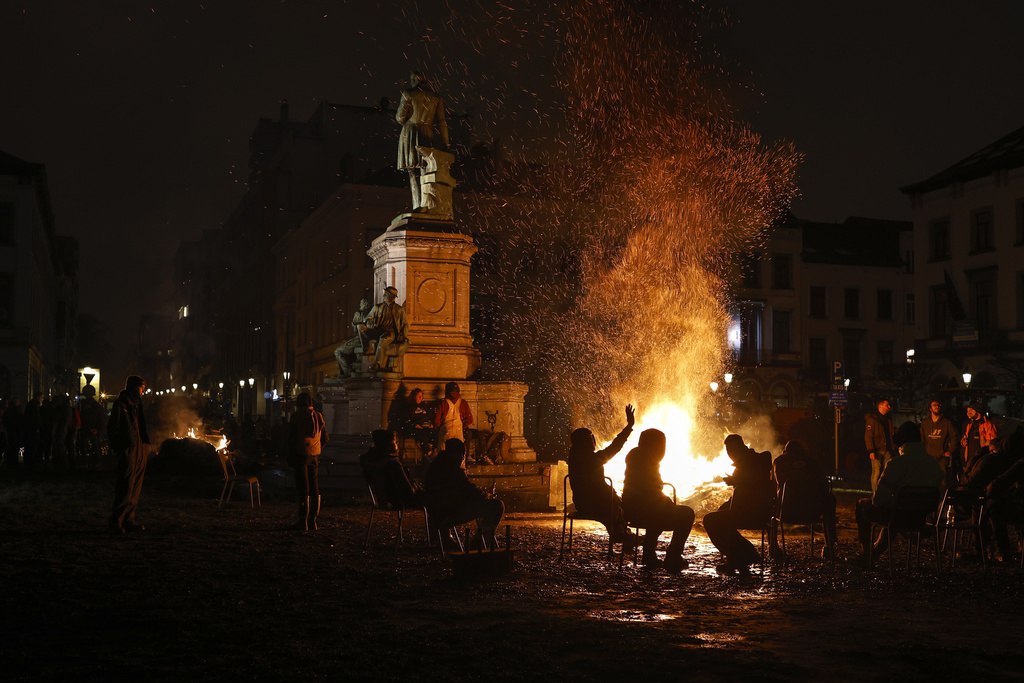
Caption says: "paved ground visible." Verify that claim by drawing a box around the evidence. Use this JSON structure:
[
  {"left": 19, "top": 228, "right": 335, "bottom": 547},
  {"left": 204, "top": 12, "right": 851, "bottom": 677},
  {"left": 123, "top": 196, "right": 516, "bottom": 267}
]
[{"left": 2, "top": 471, "right": 1023, "bottom": 681}]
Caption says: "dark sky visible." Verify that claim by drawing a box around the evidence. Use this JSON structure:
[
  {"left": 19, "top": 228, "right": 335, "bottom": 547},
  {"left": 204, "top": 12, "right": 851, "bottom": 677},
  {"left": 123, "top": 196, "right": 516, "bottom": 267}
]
[{"left": 3, "top": 1, "right": 1023, "bottom": 372}]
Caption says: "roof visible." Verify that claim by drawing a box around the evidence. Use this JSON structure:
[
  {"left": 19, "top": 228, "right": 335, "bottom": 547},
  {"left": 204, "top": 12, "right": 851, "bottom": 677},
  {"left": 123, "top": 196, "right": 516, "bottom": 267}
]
[
  {"left": 800, "top": 215, "right": 910, "bottom": 268},
  {"left": 900, "top": 124, "right": 1024, "bottom": 195}
]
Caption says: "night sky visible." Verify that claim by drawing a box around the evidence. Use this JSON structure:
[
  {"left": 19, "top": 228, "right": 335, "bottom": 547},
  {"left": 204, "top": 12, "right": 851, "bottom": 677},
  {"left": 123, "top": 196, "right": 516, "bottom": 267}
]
[{"left": 3, "top": 1, "right": 1023, "bottom": 372}]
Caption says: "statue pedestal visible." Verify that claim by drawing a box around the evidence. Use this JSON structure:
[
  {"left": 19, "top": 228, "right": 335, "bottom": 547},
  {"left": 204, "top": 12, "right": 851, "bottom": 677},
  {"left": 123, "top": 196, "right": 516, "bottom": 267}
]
[{"left": 368, "top": 223, "right": 480, "bottom": 380}]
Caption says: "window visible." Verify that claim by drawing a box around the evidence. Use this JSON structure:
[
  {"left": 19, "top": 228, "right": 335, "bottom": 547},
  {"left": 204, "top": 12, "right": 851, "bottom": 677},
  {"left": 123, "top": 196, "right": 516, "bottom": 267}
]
[
  {"left": 906, "top": 293, "right": 916, "bottom": 324},
  {"left": 772, "top": 254, "right": 792, "bottom": 290},
  {"left": 809, "top": 286, "right": 827, "bottom": 318},
  {"left": 740, "top": 252, "right": 761, "bottom": 288},
  {"left": 905, "top": 250, "right": 914, "bottom": 274},
  {"left": 930, "top": 284, "right": 948, "bottom": 338},
  {"left": 970, "top": 208, "right": 994, "bottom": 253},
  {"left": 0, "top": 204, "right": 12, "bottom": 244},
  {"left": 929, "top": 219, "right": 950, "bottom": 261},
  {"left": 877, "top": 289, "right": 893, "bottom": 321},
  {"left": 842, "top": 335, "right": 862, "bottom": 380},
  {"left": 808, "top": 337, "right": 828, "bottom": 382},
  {"left": 844, "top": 288, "right": 860, "bottom": 319},
  {"left": 772, "top": 310, "right": 792, "bottom": 353},
  {"left": 877, "top": 340, "right": 894, "bottom": 378},
  {"left": 770, "top": 383, "right": 791, "bottom": 409},
  {"left": 967, "top": 267, "right": 998, "bottom": 331}
]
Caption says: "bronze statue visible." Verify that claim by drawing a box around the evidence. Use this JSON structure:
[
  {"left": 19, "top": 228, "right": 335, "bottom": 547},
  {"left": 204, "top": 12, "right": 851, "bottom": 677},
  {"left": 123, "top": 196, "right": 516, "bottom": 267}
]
[
  {"left": 333, "top": 296, "right": 372, "bottom": 377},
  {"left": 363, "top": 286, "right": 410, "bottom": 374},
  {"left": 396, "top": 70, "right": 454, "bottom": 218}
]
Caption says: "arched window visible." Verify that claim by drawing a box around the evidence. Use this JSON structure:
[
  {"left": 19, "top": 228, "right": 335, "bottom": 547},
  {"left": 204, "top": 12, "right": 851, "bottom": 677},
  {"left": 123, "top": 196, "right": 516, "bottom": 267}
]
[{"left": 770, "top": 383, "right": 791, "bottom": 409}]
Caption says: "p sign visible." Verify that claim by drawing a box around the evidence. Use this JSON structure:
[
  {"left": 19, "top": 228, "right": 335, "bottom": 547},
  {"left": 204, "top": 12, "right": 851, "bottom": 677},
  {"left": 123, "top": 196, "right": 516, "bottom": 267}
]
[{"left": 832, "top": 361, "right": 844, "bottom": 384}]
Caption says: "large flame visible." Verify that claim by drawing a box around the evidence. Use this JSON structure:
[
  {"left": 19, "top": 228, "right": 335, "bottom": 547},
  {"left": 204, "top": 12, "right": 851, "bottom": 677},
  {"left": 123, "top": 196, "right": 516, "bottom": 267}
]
[{"left": 599, "top": 401, "right": 733, "bottom": 502}]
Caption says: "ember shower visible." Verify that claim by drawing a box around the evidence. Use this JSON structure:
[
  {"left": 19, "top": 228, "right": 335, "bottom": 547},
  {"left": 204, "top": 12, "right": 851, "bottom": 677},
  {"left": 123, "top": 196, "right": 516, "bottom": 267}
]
[{"left": 423, "top": 1, "right": 800, "bottom": 486}]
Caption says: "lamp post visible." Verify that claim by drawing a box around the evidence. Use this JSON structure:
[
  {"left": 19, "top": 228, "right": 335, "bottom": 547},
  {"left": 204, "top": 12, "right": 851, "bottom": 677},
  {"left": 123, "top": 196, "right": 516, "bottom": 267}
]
[{"left": 283, "top": 371, "right": 292, "bottom": 418}]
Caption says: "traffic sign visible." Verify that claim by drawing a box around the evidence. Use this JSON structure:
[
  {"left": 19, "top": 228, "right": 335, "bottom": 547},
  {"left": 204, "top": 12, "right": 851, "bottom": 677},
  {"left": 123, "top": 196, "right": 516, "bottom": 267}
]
[
  {"left": 832, "top": 361, "right": 844, "bottom": 384},
  {"left": 829, "top": 390, "right": 848, "bottom": 407}
]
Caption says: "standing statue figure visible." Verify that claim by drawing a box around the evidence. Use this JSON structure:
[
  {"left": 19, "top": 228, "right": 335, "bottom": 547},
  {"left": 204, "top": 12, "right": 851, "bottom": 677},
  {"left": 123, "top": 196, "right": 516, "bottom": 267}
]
[
  {"left": 363, "top": 286, "right": 410, "bottom": 374},
  {"left": 333, "top": 295, "right": 373, "bottom": 377},
  {"left": 396, "top": 70, "right": 455, "bottom": 218}
]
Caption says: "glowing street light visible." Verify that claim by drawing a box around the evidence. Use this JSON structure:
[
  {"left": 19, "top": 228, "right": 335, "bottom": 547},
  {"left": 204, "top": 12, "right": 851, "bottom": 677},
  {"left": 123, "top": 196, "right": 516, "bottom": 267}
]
[
  {"left": 192, "top": 383, "right": 198, "bottom": 390},
  {"left": 963, "top": 371, "right": 972, "bottom": 387},
  {"left": 844, "top": 378, "right": 850, "bottom": 389},
  {"left": 724, "top": 373, "right": 733, "bottom": 384},
  {"left": 248, "top": 377, "right": 255, "bottom": 387},
  {"left": 709, "top": 381, "right": 719, "bottom": 392},
  {"left": 239, "top": 380, "right": 245, "bottom": 388}
]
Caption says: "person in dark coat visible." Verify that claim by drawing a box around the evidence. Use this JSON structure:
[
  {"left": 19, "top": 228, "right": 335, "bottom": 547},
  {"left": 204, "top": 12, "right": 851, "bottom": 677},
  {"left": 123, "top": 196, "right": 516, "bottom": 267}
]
[
  {"left": 387, "top": 387, "right": 435, "bottom": 460},
  {"left": 360, "top": 429, "right": 423, "bottom": 509},
  {"left": 621, "top": 428, "right": 695, "bottom": 572},
  {"left": 772, "top": 440, "right": 837, "bottom": 559},
  {"left": 703, "top": 434, "right": 774, "bottom": 574},
  {"left": 3, "top": 397, "right": 22, "bottom": 471},
  {"left": 77, "top": 392, "right": 103, "bottom": 468},
  {"left": 567, "top": 404, "right": 635, "bottom": 548},
  {"left": 424, "top": 439, "right": 503, "bottom": 548},
  {"left": 289, "top": 392, "right": 328, "bottom": 531},
  {"left": 865, "top": 398, "right": 895, "bottom": 494},
  {"left": 22, "top": 392, "right": 43, "bottom": 471},
  {"left": 108, "top": 376, "right": 150, "bottom": 533}
]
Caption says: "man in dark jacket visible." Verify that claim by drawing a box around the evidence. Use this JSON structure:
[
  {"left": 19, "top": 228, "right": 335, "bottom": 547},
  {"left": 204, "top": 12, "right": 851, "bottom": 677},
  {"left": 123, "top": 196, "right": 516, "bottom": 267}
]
[
  {"left": 424, "top": 439, "right": 503, "bottom": 548},
  {"left": 865, "top": 398, "right": 895, "bottom": 494},
  {"left": 361, "top": 429, "right": 423, "bottom": 509},
  {"left": 703, "top": 434, "right": 773, "bottom": 574},
  {"left": 568, "top": 404, "right": 635, "bottom": 546},
  {"left": 289, "top": 392, "right": 328, "bottom": 531},
  {"left": 108, "top": 376, "right": 150, "bottom": 533},
  {"left": 919, "top": 399, "right": 958, "bottom": 485}
]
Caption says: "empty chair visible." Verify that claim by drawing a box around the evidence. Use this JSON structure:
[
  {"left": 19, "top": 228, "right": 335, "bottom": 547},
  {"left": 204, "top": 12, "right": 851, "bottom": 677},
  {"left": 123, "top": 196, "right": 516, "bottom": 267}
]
[
  {"left": 773, "top": 480, "right": 837, "bottom": 568},
  {"left": 936, "top": 487, "right": 988, "bottom": 571},
  {"left": 217, "top": 450, "right": 261, "bottom": 509}
]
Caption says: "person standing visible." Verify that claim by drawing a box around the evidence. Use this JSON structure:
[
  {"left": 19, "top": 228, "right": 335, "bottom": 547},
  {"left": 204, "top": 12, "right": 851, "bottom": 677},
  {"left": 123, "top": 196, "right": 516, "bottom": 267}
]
[
  {"left": 434, "top": 382, "right": 473, "bottom": 453},
  {"left": 78, "top": 390, "right": 103, "bottom": 468},
  {"left": 3, "top": 397, "right": 23, "bottom": 472},
  {"left": 22, "top": 392, "right": 43, "bottom": 471},
  {"left": 919, "top": 399, "right": 958, "bottom": 484},
  {"left": 961, "top": 402, "right": 997, "bottom": 475},
  {"left": 864, "top": 398, "right": 895, "bottom": 494},
  {"left": 289, "top": 392, "right": 328, "bottom": 531},
  {"left": 108, "top": 376, "right": 150, "bottom": 533}
]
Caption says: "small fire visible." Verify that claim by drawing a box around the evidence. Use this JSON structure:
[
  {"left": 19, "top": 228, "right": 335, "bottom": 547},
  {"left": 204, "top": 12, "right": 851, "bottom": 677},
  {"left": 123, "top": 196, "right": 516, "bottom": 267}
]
[
  {"left": 216, "top": 435, "right": 228, "bottom": 451},
  {"left": 187, "top": 427, "right": 198, "bottom": 439},
  {"left": 600, "top": 401, "right": 733, "bottom": 502}
]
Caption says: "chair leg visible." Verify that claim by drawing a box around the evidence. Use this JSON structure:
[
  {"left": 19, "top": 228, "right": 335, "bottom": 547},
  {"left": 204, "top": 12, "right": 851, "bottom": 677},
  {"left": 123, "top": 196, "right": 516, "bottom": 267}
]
[
  {"left": 219, "top": 480, "right": 229, "bottom": 509},
  {"left": 255, "top": 483, "right": 261, "bottom": 507},
  {"left": 559, "top": 514, "right": 569, "bottom": 561},
  {"left": 365, "top": 508, "right": 376, "bottom": 547},
  {"left": 249, "top": 483, "right": 255, "bottom": 508},
  {"left": 397, "top": 509, "right": 405, "bottom": 548}
]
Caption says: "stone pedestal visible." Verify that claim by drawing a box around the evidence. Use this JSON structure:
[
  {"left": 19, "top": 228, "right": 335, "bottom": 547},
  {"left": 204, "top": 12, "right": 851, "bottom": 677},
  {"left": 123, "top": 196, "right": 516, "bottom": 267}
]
[{"left": 368, "top": 222, "right": 480, "bottom": 380}]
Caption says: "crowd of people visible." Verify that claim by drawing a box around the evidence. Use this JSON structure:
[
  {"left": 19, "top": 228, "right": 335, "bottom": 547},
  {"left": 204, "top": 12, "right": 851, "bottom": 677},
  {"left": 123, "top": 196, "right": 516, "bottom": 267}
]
[{"left": 0, "top": 389, "right": 105, "bottom": 473}]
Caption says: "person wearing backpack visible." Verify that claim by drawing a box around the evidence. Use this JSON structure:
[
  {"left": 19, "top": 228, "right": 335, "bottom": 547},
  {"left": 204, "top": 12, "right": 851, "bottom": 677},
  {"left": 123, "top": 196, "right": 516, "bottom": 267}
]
[{"left": 289, "top": 392, "right": 328, "bottom": 531}]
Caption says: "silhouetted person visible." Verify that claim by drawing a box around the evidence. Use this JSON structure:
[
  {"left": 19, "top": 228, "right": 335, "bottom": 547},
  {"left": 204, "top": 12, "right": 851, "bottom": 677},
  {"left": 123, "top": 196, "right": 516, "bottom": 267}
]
[
  {"left": 850, "top": 441, "right": 944, "bottom": 568},
  {"left": 108, "top": 376, "right": 150, "bottom": 533},
  {"left": 622, "top": 429, "right": 695, "bottom": 572},
  {"left": 961, "top": 402, "right": 997, "bottom": 477},
  {"left": 3, "top": 397, "right": 23, "bottom": 471},
  {"left": 772, "top": 440, "right": 837, "bottom": 560},
  {"left": 78, "top": 393, "right": 103, "bottom": 468},
  {"left": 360, "top": 429, "right": 423, "bottom": 509},
  {"left": 985, "top": 434, "right": 1024, "bottom": 563},
  {"left": 52, "top": 395, "right": 71, "bottom": 469},
  {"left": 388, "top": 387, "right": 435, "bottom": 460},
  {"left": 22, "top": 392, "right": 43, "bottom": 471},
  {"left": 424, "top": 439, "right": 503, "bottom": 549},
  {"left": 568, "top": 404, "right": 636, "bottom": 548},
  {"left": 289, "top": 392, "right": 328, "bottom": 531},
  {"left": 920, "top": 399, "right": 958, "bottom": 486},
  {"left": 704, "top": 434, "right": 774, "bottom": 575}
]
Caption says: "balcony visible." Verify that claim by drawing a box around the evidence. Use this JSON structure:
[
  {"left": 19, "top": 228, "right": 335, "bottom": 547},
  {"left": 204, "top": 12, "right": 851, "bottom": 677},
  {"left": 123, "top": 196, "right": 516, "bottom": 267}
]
[{"left": 733, "top": 348, "right": 802, "bottom": 367}]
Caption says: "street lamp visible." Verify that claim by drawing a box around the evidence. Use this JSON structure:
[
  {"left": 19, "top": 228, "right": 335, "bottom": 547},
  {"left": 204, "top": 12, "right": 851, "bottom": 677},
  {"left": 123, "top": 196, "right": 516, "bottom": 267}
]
[
  {"left": 963, "top": 370, "right": 972, "bottom": 387},
  {"left": 844, "top": 378, "right": 850, "bottom": 389},
  {"left": 724, "top": 373, "right": 733, "bottom": 384},
  {"left": 709, "top": 381, "right": 719, "bottom": 392},
  {"left": 193, "top": 383, "right": 198, "bottom": 390},
  {"left": 906, "top": 348, "right": 915, "bottom": 364}
]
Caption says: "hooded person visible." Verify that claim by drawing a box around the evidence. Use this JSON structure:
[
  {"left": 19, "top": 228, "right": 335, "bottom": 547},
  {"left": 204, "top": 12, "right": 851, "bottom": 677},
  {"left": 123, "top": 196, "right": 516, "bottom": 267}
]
[
  {"left": 567, "top": 405, "right": 636, "bottom": 547},
  {"left": 108, "top": 375, "right": 150, "bottom": 533},
  {"left": 621, "top": 429, "right": 695, "bottom": 572},
  {"left": 424, "top": 438, "right": 503, "bottom": 548},
  {"left": 360, "top": 428, "right": 422, "bottom": 509}
]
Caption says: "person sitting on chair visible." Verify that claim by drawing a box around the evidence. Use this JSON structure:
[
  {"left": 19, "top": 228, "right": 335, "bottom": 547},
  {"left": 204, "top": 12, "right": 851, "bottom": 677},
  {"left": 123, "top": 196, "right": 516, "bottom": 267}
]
[
  {"left": 424, "top": 438, "right": 503, "bottom": 549},
  {"left": 568, "top": 404, "right": 636, "bottom": 550},
  {"left": 703, "top": 434, "right": 774, "bottom": 575},
  {"left": 772, "top": 440, "right": 838, "bottom": 560},
  {"left": 388, "top": 387, "right": 436, "bottom": 461},
  {"left": 621, "top": 428, "right": 695, "bottom": 573},
  {"left": 360, "top": 429, "right": 423, "bottom": 509},
  {"left": 849, "top": 441, "right": 944, "bottom": 568}
]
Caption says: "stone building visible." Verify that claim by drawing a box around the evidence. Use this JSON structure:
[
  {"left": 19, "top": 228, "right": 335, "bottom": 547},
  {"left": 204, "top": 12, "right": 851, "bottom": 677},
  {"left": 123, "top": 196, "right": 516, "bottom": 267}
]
[{"left": 0, "top": 151, "right": 79, "bottom": 399}]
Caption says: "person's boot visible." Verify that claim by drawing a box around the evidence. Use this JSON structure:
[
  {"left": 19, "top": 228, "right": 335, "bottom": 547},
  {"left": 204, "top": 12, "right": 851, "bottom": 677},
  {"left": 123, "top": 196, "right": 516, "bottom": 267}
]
[
  {"left": 293, "top": 497, "right": 309, "bottom": 531},
  {"left": 308, "top": 495, "right": 321, "bottom": 531}
]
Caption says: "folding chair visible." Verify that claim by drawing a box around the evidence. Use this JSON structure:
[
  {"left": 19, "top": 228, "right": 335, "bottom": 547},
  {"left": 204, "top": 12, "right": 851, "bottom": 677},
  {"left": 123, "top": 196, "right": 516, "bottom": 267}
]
[
  {"left": 869, "top": 485, "right": 942, "bottom": 577},
  {"left": 936, "top": 487, "right": 988, "bottom": 571},
  {"left": 363, "top": 476, "right": 429, "bottom": 548},
  {"left": 624, "top": 483, "right": 677, "bottom": 569},
  {"left": 217, "top": 450, "right": 261, "bottom": 509},
  {"left": 726, "top": 485, "right": 774, "bottom": 575},
  {"left": 773, "top": 481, "right": 836, "bottom": 569},
  {"left": 559, "top": 474, "right": 617, "bottom": 561}
]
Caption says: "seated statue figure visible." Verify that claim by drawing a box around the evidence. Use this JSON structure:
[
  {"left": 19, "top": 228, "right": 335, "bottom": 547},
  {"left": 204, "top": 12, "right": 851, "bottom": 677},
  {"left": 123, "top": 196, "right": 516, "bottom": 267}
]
[
  {"left": 334, "top": 296, "right": 372, "bottom": 377},
  {"left": 363, "top": 286, "right": 410, "bottom": 374}
]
